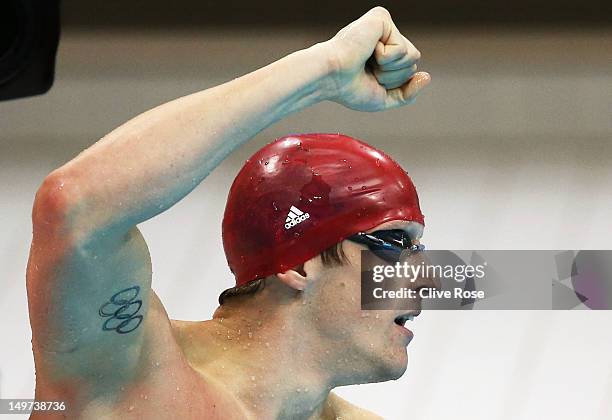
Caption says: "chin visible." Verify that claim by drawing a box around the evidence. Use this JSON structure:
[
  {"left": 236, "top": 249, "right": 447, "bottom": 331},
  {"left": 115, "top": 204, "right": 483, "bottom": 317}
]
[
  {"left": 366, "top": 348, "right": 409, "bottom": 383},
  {"left": 383, "top": 354, "right": 408, "bottom": 381}
]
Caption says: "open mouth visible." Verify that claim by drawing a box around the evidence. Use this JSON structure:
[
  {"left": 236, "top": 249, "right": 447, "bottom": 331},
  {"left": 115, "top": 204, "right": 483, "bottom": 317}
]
[{"left": 394, "top": 311, "right": 420, "bottom": 327}]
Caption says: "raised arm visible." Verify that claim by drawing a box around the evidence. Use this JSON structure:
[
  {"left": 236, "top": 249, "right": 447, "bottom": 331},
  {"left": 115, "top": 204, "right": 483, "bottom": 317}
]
[{"left": 26, "top": 6, "right": 429, "bottom": 391}]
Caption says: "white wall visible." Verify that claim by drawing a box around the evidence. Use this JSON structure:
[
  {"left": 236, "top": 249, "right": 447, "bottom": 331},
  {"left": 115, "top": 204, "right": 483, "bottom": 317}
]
[{"left": 1, "top": 28, "right": 611, "bottom": 419}]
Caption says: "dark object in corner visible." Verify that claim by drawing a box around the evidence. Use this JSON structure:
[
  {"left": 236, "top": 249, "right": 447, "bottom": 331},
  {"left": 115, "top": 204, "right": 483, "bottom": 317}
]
[{"left": 0, "top": 0, "right": 60, "bottom": 101}]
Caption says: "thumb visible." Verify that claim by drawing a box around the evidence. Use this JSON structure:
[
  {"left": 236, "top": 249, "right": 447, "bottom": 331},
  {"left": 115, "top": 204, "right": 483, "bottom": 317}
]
[{"left": 383, "top": 72, "right": 431, "bottom": 109}]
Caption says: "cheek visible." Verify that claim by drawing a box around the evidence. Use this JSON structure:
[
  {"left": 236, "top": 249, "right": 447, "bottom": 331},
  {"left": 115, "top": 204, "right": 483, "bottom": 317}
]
[{"left": 311, "top": 267, "right": 363, "bottom": 333}]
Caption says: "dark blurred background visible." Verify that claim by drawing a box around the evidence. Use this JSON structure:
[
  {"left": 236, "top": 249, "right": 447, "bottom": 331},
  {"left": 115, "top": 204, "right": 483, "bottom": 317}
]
[{"left": 61, "top": 0, "right": 611, "bottom": 27}]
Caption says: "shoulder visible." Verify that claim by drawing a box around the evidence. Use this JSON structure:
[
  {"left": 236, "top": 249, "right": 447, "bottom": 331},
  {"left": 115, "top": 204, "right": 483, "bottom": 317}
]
[{"left": 326, "top": 392, "right": 384, "bottom": 419}]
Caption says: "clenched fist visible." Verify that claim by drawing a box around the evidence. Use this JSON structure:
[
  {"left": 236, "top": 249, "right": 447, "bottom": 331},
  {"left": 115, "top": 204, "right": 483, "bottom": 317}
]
[{"left": 320, "top": 7, "right": 430, "bottom": 111}]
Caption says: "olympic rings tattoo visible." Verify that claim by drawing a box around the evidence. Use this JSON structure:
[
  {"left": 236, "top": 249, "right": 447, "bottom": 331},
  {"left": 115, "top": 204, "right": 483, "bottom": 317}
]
[{"left": 98, "top": 285, "right": 144, "bottom": 334}]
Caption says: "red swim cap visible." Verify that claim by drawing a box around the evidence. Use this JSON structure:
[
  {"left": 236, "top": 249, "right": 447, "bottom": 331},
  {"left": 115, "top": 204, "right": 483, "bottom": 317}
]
[{"left": 222, "top": 133, "right": 424, "bottom": 287}]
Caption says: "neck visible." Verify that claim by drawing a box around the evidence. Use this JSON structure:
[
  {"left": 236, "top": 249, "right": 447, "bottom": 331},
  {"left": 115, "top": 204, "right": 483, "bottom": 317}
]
[{"left": 181, "top": 306, "right": 339, "bottom": 419}]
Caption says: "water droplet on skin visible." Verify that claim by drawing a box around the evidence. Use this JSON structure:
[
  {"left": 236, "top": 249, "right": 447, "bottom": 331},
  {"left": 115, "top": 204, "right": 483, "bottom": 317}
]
[
  {"left": 227, "top": 335, "right": 232, "bottom": 340},
  {"left": 361, "top": 186, "right": 366, "bottom": 190},
  {"left": 176, "top": 387, "right": 180, "bottom": 391},
  {"left": 251, "top": 376, "right": 256, "bottom": 381},
  {"left": 144, "top": 395, "right": 148, "bottom": 400},
  {"left": 272, "top": 202, "right": 279, "bottom": 211},
  {"left": 294, "top": 232, "right": 300, "bottom": 238},
  {"left": 375, "top": 159, "right": 381, "bottom": 167},
  {"left": 265, "top": 342, "right": 270, "bottom": 347},
  {"left": 154, "top": 361, "right": 160, "bottom": 367},
  {"left": 128, "top": 405, "right": 134, "bottom": 411},
  {"left": 296, "top": 388, "right": 302, "bottom": 393},
  {"left": 248, "top": 332, "right": 253, "bottom": 339},
  {"left": 375, "top": 314, "right": 380, "bottom": 319},
  {"left": 223, "top": 346, "right": 228, "bottom": 350},
  {"left": 257, "top": 321, "right": 262, "bottom": 326},
  {"left": 348, "top": 186, "right": 353, "bottom": 191},
  {"left": 264, "top": 161, "right": 269, "bottom": 165}
]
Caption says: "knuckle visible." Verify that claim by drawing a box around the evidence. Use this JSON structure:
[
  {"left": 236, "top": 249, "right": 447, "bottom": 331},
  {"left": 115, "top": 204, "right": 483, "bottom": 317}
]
[{"left": 371, "top": 6, "right": 391, "bottom": 18}]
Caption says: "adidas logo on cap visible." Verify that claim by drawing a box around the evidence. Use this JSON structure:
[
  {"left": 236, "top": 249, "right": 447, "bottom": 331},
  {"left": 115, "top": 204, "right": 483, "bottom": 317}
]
[{"left": 284, "top": 205, "right": 310, "bottom": 229}]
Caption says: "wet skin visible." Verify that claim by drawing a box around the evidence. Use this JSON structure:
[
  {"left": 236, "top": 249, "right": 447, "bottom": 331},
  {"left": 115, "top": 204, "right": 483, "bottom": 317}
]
[
  {"left": 26, "top": 7, "right": 430, "bottom": 419},
  {"left": 28, "top": 221, "right": 426, "bottom": 419}
]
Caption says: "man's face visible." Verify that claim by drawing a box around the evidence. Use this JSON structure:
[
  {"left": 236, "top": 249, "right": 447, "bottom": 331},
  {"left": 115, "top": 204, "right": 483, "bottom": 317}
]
[{"left": 307, "top": 220, "right": 429, "bottom": 385}]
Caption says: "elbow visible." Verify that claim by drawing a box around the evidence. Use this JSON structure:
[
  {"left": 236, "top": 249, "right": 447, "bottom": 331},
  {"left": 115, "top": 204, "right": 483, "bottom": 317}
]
[{"left": 32, "top": 170, "right": 82, "bottom": 228}]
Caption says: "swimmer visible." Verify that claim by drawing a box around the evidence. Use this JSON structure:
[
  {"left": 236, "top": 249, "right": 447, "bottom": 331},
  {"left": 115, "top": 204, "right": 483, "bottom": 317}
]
[{"left": 26, "top": 7, "right": 433, "bottom": 419}]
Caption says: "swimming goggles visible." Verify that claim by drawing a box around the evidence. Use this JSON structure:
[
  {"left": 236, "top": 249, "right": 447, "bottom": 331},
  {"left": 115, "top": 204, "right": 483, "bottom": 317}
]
[{"left": 347, "top": 229, "right": 425, "bottom": 263}]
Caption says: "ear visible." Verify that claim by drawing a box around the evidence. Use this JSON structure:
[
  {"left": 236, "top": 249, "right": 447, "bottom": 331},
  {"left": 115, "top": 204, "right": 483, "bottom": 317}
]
[{"left": 276, "top": 270, "right": 308, "bottom": 291}]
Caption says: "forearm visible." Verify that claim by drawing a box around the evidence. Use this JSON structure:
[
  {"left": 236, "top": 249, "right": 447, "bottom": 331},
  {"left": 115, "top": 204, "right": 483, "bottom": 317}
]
[{"left": 53, "top": 43, "right": 333, "bottom": 236}]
